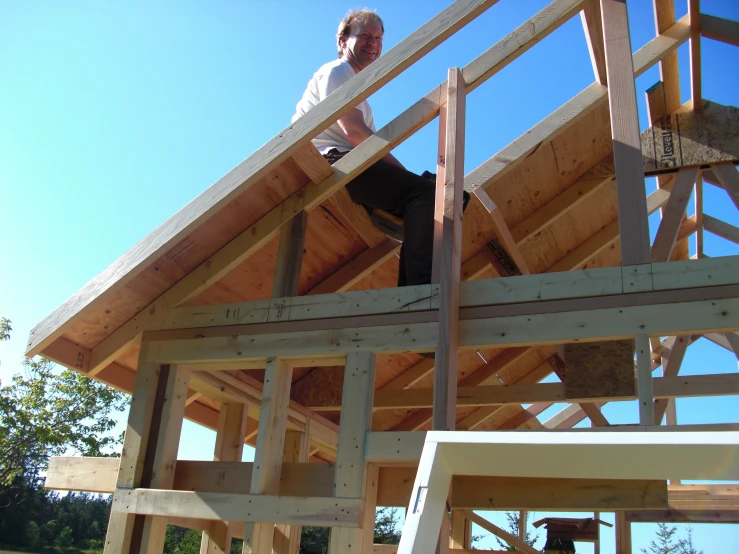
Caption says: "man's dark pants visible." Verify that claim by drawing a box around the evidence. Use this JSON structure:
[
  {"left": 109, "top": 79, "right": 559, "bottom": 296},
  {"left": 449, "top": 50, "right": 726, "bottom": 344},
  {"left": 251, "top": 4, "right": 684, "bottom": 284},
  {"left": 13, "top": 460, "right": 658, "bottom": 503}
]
[{"left": 323, "top": 149, "right": 435, "bottom": 287}]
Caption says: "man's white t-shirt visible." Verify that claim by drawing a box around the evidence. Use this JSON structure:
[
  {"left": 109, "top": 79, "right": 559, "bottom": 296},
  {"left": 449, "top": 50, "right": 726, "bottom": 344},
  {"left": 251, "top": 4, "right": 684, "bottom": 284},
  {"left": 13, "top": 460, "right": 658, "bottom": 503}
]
[{"left": 292, "top": 59, "right": 376, "bottom": 154}]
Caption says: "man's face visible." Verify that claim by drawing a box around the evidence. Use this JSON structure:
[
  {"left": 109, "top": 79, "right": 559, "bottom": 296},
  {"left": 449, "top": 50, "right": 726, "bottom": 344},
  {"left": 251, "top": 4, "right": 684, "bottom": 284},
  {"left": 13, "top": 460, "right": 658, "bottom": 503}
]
[{"left": 341, "top": 17, "right": 383, "bottom": 72}]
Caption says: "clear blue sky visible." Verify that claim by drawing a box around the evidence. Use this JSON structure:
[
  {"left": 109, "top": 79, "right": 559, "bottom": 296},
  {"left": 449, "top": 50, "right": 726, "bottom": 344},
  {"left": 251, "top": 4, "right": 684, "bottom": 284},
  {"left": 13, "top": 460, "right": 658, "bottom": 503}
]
[{"left": 1, "top": 0, "right": 738, "bottom": 551}]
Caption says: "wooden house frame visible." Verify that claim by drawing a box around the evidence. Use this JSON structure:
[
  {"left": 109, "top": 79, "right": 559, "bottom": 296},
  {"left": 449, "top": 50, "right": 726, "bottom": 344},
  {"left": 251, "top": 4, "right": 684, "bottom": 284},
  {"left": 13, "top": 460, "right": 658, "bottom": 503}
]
[{"left": 33, "top": 1, "right": 739, "bottom": 553}]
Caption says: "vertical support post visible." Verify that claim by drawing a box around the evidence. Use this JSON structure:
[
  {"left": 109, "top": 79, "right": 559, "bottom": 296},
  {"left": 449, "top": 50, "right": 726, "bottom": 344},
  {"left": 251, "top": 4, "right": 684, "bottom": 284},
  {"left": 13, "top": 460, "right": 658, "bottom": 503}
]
[
  {"left": 518, "top": 511, "right": 527, "bottom": 543},
  {"left": 200, "top": 403, "right": 248, "bottom": 554},
  {"left": 594, "top": 511, "right": 601, "bottom": 554},
  {"left": 431, "top": 101, "right": 448, "bottom": 285},
  {"left": 273, "top": 210, "right": 308, "bottom": 298},
  {"left": 139, "top": 364, "right": 190, "bottom": 554},
  {"left": 688, "top": 0, "right": 701, "bottom": 111},
  {"left": 695, "top": 175, "right": 704, "bottom": 257},
  {"left": 600, "top": 0, "right": 651, "bottom": 265},
  {"left": 449, "top": 511, "right": 465, "bottom": 550},
  {"left": 273, "top": 430, "right": 310, "bottom": 554},
  {"left": 329, "top": 351, "right": 376, "bottom": 554},
  {"left": 432, "top": 66, "right": 466, "bottom": 432},
  {"left": 635, "top": 334, "right": 654, "bottom": 426},
  {"left": 104, "top": 343, "right": 161, "bottom": 554},
  {"left": 244, "top": 358, "right": 293, "bottom": 554},
  {"left": 615, "top": 512, "right": 632, "bottom": 554}
]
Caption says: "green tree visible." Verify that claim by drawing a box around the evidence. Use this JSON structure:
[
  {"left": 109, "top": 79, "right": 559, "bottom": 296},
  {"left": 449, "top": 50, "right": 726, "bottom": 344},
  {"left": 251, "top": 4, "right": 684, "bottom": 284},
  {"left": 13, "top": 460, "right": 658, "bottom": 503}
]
[
  {"left": 492, "top": 512, "right": 539, "bottom": 551},
  {"left": 0, "top": 320, "right": 128, "bottom": 488},
  {"left": 678, "top": 527, "right": 702, "bottom": 554},
  {"left": 641, "top": 522, "right": 681, "bottom": 554},
  {"left": 55, "top": 526, "right": 74, "bottom": 551},
  {"left": 373, "top": 507, "right": 402, "bottom": 544}
]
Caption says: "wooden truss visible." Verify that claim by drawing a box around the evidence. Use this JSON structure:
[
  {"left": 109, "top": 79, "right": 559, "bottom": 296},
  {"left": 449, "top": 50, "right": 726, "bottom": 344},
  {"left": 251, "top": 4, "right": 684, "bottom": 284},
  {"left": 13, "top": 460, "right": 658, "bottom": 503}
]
[{"left": 34, "top": 1, "right": 739, "bottom": 554}]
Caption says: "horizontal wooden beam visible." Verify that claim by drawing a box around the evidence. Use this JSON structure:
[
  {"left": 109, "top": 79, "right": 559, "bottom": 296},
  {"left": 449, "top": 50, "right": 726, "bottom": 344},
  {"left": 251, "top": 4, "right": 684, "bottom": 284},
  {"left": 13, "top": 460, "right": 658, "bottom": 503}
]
[
  {"left": 48, "top": 456, "right": 675, "bottom": 512},
  {"left": 145, "top": 289, "right": 739, "bottom": 362},
  {"left": 700, "top": 13, "right": 739, "bottom": 47},
  {"left": 306, "top": 373, "right": 739, "bottom": 411},
  {"left": 704, "top": 214, "right": 739, "bottom": 245},
  {"left": 625, "top": 510, "right": 739, "bottom": 523},
  {"left": 112, "top": 487, "right": 361, "bottom": 527}
]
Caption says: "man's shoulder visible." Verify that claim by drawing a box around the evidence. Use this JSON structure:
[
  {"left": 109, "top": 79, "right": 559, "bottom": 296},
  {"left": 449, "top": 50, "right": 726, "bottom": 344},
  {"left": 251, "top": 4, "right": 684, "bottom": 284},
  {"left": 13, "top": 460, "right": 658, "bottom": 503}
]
[{"left": 313, "top": 59, "right": 354, "bottom": 81}]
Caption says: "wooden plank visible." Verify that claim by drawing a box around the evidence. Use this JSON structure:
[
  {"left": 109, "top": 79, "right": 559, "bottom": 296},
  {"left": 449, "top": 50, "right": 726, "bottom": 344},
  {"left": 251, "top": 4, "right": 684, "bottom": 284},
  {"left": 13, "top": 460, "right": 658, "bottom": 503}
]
[
  {"left": 625, "top": 509, "right": 739, "bottom": 523},
  {"left": 581, "top": 0, "right": 607, "bottom": 84},
  {"left": 245, "top": 357, "right": 293, "bottom": 554},
  {"left": 292, "top": 143, "right": 333, "bottom": 184},
  {"left": 273, "top": 210, "right": 308, "bottom": 299},
  {"left": 704, "top": 215, "right": 739, "bottom": 245},
  {"left": 616, "top": 512, "right": 632, "bottom": 554},
  {"left": 201, "top": 403, "right": 248, "bottom": 554},
  {"left": 474, "top": 188, "right": 529, "bottom": 274},
  {"left": 102, "top": 345, "right": 162, "bottom": 554},
  {"left": 274, "top": 431, "right": 310, "bottom": 554},
  {"left": 139, "top": 365, "right": 190, "bottom": 554},
  {"left": 711, "top": 162, "right": 739, "bottom": 207},
  {"left": 461, "top": 510, "right": 538, "bottom": 554},
  {"left": 46, "top": 457, "right": 119, "bottom": 494},
  {"left": 689, "top": 0, "right": 701, "bottom": 111},
  {"left": 329, "top": 352, "right": 376, "bottom": 554},
  {"left": 651, "top": 167, "right": 699, "bottom": 261},
  {"left": 600, "top": 0, "right": 650, "bottom": 265},
  {"left": 25, "top": 0, "right": 501, "bottom": 359},
  {"left": 112, "top": 488, "right": 360, "bottom": 527},
  {"left": 654, "top": 335, "right": 689, "bottom": 424},
  {"left": 701, "top": 13, "right": 739, "bottom": 47},
  {"left": 636, "top": 334, "right": 654, "bottom": 425},
  {"left": 653, "top": 0, "right": 681, "bottom": 115},
  {"left": 433, "top": 68, "right": 465, "bottom": 432}
]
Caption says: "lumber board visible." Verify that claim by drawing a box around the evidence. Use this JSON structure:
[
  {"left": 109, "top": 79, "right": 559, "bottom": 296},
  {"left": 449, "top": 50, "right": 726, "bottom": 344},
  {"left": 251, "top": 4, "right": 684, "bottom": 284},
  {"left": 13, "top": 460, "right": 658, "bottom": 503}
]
[
  {"left": 461, "top": 510, "right": 539, "bottom": 554},
  {"left": 651, "top": 167, "right": 699, "bottom": 261},
  {"left": 581, "top": 0, "right": 606, "bottom": 84},
  {"left": 26, "top": 0, "right": 501, "bottom": 359},
  {"left": 112, "top": 488, "right": 361, "bottom": 527},
  {"left": 601, "top": 0, "right": 650, "bottom": 265},
  {"left": 701, "top": 13, "right": 739, "bottom": 47},
  {"left": 653, "top": 0, "right": 681, "bottom": 115},
  {"left": 273, "top": 210, "right": 308, "bottom": 298},
  {"left": 564, "top": 340, "right": 635, "bottom": 400},
  {"left": 433, "top": 67, "right": 466, "bottom": 431},
  {"left": 704, "top": 215, "right": 739, "bottom": 245},
  {"left": 689, "top": 0, "right": 701, "bottom": 111},
  {"left": 625, "top": 510, "right": 739, "bottom": 524}
]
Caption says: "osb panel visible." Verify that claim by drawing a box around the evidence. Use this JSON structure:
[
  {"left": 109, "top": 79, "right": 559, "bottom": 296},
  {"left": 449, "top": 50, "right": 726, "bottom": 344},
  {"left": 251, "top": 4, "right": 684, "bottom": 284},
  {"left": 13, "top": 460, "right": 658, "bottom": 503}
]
[
  {"left": 564, "top": 340, "right": 636, "bottom": 399},
  {"left": 64, "top": 159, "right": 309, "bottom": 349}
]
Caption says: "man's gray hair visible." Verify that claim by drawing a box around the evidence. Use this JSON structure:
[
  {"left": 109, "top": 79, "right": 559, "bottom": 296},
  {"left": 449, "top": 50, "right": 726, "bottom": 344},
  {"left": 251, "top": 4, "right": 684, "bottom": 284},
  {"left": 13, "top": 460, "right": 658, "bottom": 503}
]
[{"left": 336, "top": 8, "right": 384, "bottom": 57}]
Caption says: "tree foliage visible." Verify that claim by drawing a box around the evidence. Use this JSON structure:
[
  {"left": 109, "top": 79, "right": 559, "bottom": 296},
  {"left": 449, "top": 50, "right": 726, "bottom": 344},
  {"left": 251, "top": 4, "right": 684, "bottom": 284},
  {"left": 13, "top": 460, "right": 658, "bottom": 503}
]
[
  {"left": 492, "top": 512, "right": 539, "bottom": 551},
  {"left": 0, "top": 319, "right": 128, "bottom": 489},
  {"left": 641, "top": 523, "right": 703, "bottom": 554}
]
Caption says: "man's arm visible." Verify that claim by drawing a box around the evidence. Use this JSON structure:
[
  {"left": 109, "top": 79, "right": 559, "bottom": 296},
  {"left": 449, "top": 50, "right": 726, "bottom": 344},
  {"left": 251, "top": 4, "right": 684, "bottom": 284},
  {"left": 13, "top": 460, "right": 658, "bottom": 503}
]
[{"left": 337, "top": 108, "right": 405, "bottom": 169}]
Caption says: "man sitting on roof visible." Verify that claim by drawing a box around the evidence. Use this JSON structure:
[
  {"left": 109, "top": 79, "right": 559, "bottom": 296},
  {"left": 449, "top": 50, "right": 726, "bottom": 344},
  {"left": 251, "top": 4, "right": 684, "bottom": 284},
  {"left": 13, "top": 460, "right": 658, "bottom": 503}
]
[{"left": 292, "top": 9, "right": 437, "bottom": 287}]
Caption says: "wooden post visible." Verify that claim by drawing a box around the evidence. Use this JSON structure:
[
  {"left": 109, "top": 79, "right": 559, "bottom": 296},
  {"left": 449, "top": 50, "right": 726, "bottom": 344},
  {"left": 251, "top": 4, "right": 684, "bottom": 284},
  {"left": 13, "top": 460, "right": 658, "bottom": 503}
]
[
  {"left": 329, "top": 351, "right": 376, "bottom": 554},
  {"left": 432, "top": 67, "right": 466, "bottom": 432},
  {"left": 273, "top": 210, "right": 308, "bottom": 298},
  {"left": 518, "top": 510, "right": 527, "bottom": 543},
  {"left": 449, "top": 511, "right": 465, "bottom": 549},
  {"left": 600, "top": 0, "right": 651, "bottom": 265},
  {"left": 103, "top": 344, "right": 162, "bottom": 554},
  {"left": 200, "top": 403, "right": 248, "bottom": 554},
  {"left": 244, "top": 357, "right": 293, "bottom": 554},
  {"left": 636, "top": 334, "right": 654, "bottom": 426},
  {"left": 688, "top": 0, "right": 701, "bottom": 111},
  {"left": 273, "top": 430, "right": 310, "bottom": 554},
  {"left": 594, "top": 511, "right": 601, "bottom": 554},
  {"left": 138, "top": 364, "right": 190, "bottom": 554},
  {"left": 615, "top": 512, "right": 632, "bottom": 554}
]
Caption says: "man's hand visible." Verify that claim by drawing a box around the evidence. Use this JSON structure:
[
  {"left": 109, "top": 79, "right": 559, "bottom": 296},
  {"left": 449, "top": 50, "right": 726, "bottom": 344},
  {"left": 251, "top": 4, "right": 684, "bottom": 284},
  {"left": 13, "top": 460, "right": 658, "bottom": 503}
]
[{"left": 338, "top": 108, "right": 405, "bottom": 169}]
